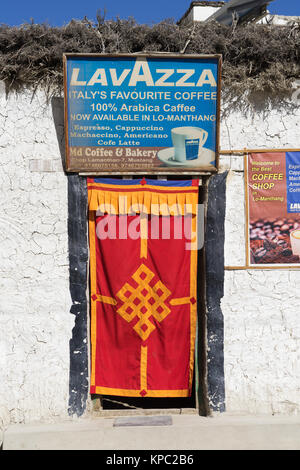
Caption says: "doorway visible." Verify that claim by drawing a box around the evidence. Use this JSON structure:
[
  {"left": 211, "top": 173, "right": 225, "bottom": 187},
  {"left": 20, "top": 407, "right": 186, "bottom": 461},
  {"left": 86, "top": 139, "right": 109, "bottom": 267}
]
[{"left": 88, "top": 178, "right": 208, "bottom": 417}]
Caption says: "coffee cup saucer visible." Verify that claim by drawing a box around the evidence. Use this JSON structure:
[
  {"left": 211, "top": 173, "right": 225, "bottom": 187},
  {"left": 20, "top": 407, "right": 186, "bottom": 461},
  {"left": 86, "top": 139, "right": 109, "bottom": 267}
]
[{"left": 157, "top": 147, "right": 215, "bottom": 167}]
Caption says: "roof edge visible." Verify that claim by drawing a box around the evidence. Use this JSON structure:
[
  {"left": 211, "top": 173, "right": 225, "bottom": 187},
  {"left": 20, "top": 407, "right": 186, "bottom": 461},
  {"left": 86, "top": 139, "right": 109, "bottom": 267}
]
[{"left": 178, "top": 1, "right": 226, "bottom": 25}]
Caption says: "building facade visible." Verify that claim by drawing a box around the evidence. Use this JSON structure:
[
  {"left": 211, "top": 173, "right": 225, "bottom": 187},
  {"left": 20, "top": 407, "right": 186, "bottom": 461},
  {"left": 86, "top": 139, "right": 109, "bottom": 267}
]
[{"left": 0, "top": 79, "right": 299, "bottom": 426}]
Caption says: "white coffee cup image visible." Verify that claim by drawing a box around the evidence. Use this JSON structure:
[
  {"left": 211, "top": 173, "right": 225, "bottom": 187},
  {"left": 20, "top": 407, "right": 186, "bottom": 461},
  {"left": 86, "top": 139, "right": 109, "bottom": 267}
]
[
  {"left": 171, "top": 127, "right": 208, "bottom": 163},
  {"left": 290, "top": 229, "right": 300, "bottom": 256}
]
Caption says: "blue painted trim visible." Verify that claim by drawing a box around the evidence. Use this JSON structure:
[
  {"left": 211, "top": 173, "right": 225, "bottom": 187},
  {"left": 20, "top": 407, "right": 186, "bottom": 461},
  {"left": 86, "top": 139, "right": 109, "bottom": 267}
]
[{"left": 92, "top": 178, "right": 194, "bottom": 187}]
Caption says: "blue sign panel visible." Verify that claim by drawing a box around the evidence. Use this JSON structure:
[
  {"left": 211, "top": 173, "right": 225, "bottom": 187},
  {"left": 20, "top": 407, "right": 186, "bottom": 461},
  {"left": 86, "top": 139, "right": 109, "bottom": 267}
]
[
  {"left": 64, "top": 54, "right": 221, "bottom": 172},
  {"left": 286, "top": 152, "right": 300, "bottom": 213}
]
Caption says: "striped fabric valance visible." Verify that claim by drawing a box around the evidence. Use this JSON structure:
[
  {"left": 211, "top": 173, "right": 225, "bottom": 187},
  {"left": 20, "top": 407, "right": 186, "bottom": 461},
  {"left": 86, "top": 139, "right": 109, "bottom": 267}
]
[{"left": 87, "top": 177, "right": 199, "bottom": 215}]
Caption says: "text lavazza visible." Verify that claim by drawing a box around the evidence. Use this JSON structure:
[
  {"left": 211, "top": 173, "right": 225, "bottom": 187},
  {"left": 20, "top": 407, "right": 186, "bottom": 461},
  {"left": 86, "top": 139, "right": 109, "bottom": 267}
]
[{"left": 70, "top": 58, "right": 217, "bottom": 89}]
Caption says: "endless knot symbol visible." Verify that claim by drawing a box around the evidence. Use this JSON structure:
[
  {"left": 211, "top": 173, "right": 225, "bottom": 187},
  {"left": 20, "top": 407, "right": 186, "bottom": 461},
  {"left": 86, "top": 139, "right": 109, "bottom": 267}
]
[{"left": 116, "top": 264, "right": 171, "bottom": 341}]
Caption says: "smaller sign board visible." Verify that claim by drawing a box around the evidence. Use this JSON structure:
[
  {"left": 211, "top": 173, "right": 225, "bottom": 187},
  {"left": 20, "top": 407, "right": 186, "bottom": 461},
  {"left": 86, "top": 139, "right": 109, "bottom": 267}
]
[
  {"left": 63, "top": 53, "right": 222, "bottom": 174},
  {"left": 246, "top": 151, "right": 300, "bottom": 266}
]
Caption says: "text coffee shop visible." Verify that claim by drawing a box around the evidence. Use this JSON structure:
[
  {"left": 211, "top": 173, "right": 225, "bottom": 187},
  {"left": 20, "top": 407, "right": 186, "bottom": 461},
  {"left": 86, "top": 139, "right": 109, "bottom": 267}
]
[{"left": 63, "top": 53, "right": 300, "bottom": 415}]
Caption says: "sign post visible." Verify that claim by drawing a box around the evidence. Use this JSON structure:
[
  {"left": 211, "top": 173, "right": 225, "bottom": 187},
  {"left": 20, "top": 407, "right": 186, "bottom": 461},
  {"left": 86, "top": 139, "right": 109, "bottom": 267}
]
[{"left": 63, "top": 53, "right": 222, "bottom": 174}]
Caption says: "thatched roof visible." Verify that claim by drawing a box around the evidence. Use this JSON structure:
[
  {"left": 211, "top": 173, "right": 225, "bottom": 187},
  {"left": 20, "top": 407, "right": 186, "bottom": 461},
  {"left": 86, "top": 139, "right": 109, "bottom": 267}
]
[{"left": 0, "top": 17, "right": 299, "bottom": 97}]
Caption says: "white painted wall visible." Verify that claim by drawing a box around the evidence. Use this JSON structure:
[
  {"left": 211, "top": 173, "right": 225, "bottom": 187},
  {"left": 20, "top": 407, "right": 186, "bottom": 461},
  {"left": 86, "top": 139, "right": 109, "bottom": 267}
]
[
  {"left": 0, "top": 83, "right": 74, "bottom": 428},
  {"left": 0, "top": 83, "right": 299, "bottom": 428},
  {"left": 259, "top": 14, "right": 300, "bottom": 25},
  {"left": 193, "top": 6, "right": 222, "bottom": 22},
  {"left": 181, "top": 5, "right": 222, "bottom": 24},
  {"left": 220, "top": 98, "right": 300, "bottom": 416}
]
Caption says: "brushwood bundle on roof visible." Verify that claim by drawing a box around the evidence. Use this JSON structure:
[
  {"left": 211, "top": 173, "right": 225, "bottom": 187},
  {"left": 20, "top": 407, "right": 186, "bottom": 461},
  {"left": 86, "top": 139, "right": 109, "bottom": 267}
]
[{"left": 0, "top": 16, "right": 299, "bottom": 97}]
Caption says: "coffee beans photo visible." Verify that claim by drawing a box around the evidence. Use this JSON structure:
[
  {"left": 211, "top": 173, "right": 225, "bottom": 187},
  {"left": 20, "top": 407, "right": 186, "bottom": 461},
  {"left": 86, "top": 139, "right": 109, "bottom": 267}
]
[{"left": 250, "top": 218, "right": 300, "bottom": 264}]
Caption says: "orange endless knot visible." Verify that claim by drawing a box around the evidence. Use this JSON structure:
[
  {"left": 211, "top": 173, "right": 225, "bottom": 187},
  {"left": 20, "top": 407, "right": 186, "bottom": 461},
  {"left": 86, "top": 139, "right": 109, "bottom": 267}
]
[{"left": 116, "top": 264, "right": 171, "bottom": 341}]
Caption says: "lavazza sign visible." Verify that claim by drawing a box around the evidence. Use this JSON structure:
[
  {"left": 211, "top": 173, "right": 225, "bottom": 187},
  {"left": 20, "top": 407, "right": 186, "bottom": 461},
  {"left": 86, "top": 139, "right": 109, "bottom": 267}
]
[{"left": 64, "top": 53, "right": 222, "bottom": 173}]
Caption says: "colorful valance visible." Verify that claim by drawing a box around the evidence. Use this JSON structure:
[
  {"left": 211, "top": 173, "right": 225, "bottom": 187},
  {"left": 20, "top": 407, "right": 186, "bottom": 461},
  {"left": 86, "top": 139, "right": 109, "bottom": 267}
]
[
  {"left": 88, "top": 177, "right": 199, "bottom": 215},
  {"left": 88, "top": 178, "right": 199, "bottom": 398}
]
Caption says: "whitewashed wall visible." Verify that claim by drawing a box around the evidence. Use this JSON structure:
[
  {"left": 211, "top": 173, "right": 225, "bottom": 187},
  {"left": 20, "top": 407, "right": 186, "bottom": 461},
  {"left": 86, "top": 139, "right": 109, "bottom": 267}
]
[
  {"left": 0, "top": 83, "right": 73, "bottom": 427},
  {"left": 193, "top": 6, "right": 221, "bottom": 22},
  {"left": 221, "top": 99, "right": 300, "bottom": 415},
  {"left": 0, "top": 84, "right": 299, "bottom": 427},
  {"left": 180, "top": 5, "right": 222, "bottom": 24}
]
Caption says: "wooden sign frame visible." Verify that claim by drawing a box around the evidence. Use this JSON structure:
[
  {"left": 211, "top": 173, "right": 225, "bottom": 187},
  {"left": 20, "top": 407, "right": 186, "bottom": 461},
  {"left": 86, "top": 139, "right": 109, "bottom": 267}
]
[
  {"left": 63, "top": 53, "right": 222, "bottom": 175},
  {"left": 225, "top": 148, "right": 300, "bottom": 270}
]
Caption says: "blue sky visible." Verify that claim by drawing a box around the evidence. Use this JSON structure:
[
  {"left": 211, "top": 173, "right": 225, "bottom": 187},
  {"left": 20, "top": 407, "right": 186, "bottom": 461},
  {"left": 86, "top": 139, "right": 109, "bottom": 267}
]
[{"left": 1, "top": 0, "right": 299, "bottom": 26}]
